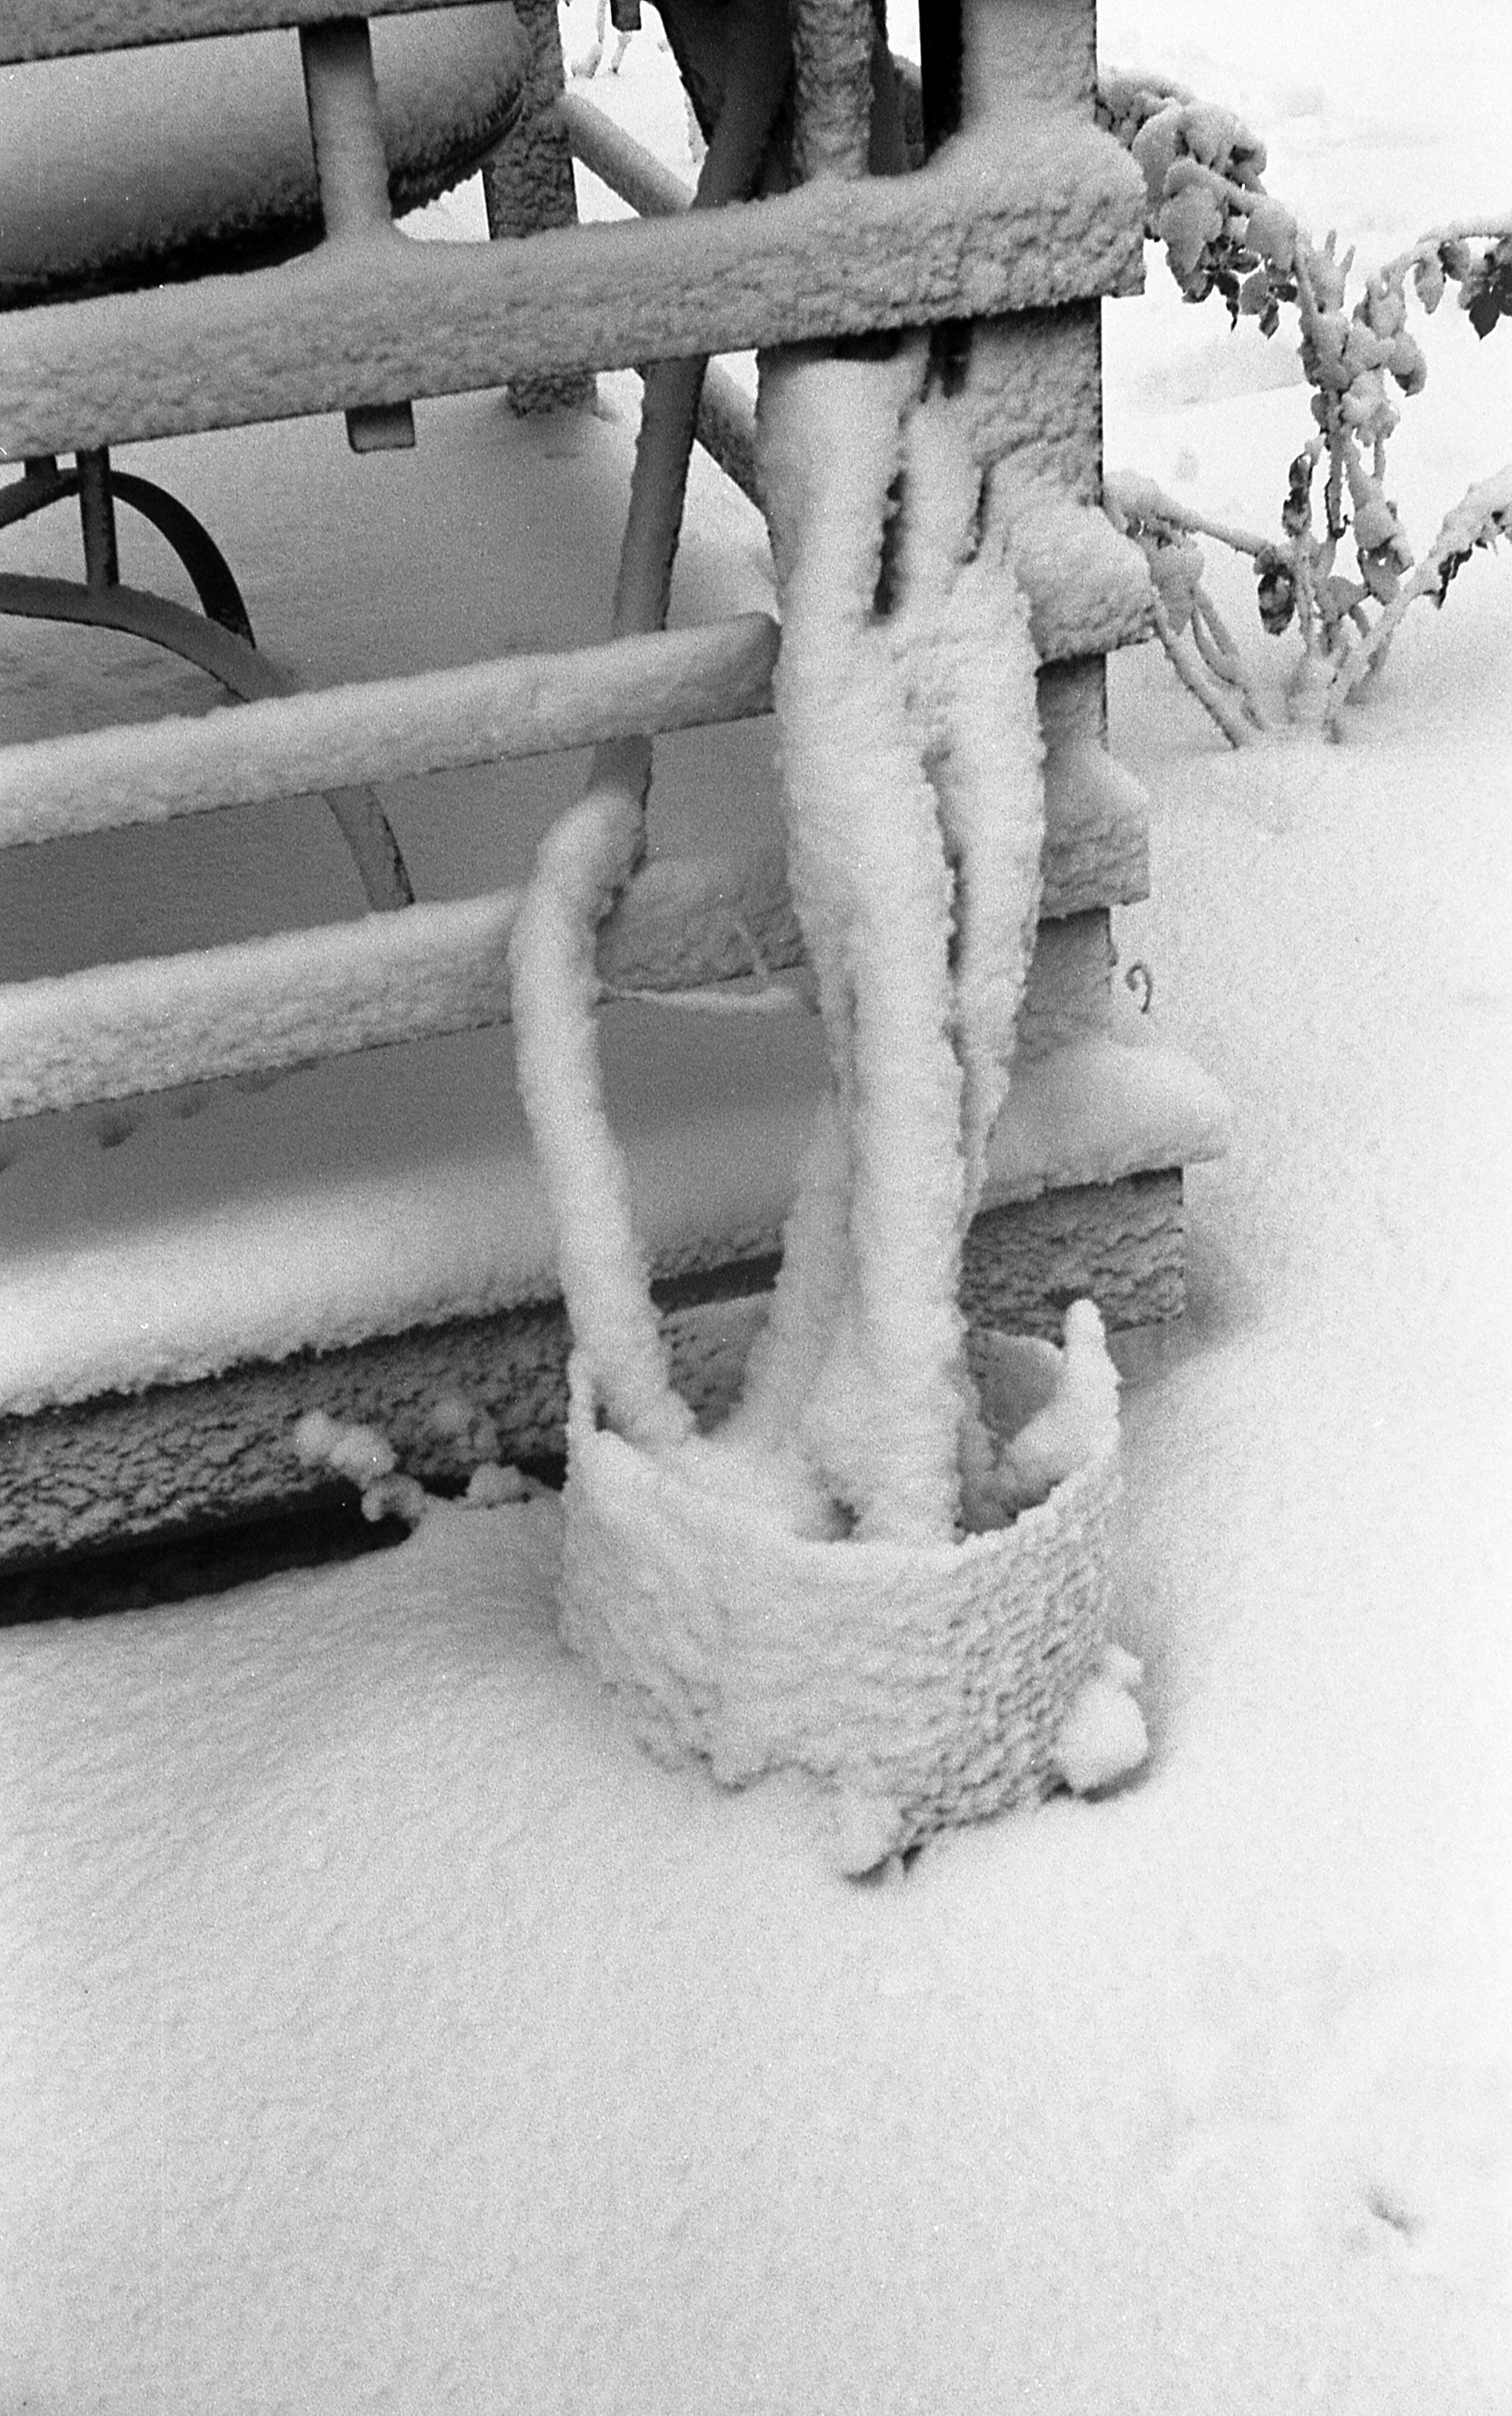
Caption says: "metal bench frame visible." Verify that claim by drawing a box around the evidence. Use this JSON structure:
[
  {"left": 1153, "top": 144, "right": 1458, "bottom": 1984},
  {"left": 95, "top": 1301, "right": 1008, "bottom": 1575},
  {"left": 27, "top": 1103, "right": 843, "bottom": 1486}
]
[{"left": 0, "top": 0, "right": 1189, "bottom": 1575}]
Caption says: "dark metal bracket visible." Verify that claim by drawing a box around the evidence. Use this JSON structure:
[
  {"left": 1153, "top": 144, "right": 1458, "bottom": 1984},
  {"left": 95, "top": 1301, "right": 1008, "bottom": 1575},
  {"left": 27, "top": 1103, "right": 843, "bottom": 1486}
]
[{"left": 1, "top": 451, "right": 414, "bottom": 911}]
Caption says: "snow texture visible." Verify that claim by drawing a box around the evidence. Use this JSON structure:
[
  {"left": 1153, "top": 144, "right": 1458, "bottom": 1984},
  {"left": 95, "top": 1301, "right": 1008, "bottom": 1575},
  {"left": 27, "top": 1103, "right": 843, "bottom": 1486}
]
[
  {"left": 0, "top": 614, "right": 780, "bottom": 848},
  {"left": 2, "top": 3, "right": 1511, "bottom": 2406},
  {"left": 1, "top": 106, "right": 1146, "bottom": 460},
  {"left": 0, "top": 1005, "right": 1228, "bottom": 1417},
  {"left": 1051, "top": 1640, "right": 1150, "bottom": 1792},
  {"left": 561, "top": 1355, "right": 1124, "bottom": 1871},
  {"left": 510, "top": 332, "right": 1144, "bottom": 1849}
]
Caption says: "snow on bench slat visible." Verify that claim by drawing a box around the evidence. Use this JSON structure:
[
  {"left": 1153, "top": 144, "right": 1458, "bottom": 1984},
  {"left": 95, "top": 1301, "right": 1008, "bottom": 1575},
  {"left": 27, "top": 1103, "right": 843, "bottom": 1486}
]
[
  {"left": 0, "top": 0, "right": 479, "bottom": 66},
  {"left": 0, "top": 870, "right": 1117, "bottom": 1127},
  {"left": 0, "top": 732, "right": 1148, "bottom": 1127},
  {"left": 0, "top": 862, "right": 791, "bottom": 1123},
  {"left": 0, "top": 617, "right": 781, "bottom": 850},
  {"left": 0, "top": 1030, "right": 1229, "bottom": 1415},
  {"left": 0, "top": 118, "right": 1145, "bottom": 458}
]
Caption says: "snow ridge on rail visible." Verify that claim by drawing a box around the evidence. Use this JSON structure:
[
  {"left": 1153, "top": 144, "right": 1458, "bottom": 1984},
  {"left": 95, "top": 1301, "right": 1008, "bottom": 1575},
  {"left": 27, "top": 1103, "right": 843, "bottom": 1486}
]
[{"left": 2, "top": 114, "right": 1145, "bottom": 458}]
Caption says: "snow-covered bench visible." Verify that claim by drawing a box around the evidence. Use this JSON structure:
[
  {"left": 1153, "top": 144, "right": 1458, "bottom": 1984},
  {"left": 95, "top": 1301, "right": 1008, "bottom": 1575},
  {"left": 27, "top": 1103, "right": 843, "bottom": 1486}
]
[{"left": 0, "top": 0, "right": 1227, "bottom": 1579}]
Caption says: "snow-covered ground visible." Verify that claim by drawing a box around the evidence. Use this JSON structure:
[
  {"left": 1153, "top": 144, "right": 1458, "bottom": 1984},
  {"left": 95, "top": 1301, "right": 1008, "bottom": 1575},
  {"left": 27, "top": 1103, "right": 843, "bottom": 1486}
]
[{"left": 3, "top": 5, "right": 1510, "bottom": 2407}]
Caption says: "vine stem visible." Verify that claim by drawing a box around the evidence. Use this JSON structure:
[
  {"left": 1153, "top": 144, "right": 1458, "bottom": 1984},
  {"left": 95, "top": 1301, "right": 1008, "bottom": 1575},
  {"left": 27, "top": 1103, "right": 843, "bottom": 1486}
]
[
  {"left": 1149, "top": 593, "right": 1256, "bottom": 748},
  {"left": 1376, "top": 213, "right": 1512, "bottom": 287},
  {"left": 1105, "top": 476, "right": 1270, "bottom": 561},
  {"left": 1327, "top": 462, "right": 1512, "bottom": 723}
]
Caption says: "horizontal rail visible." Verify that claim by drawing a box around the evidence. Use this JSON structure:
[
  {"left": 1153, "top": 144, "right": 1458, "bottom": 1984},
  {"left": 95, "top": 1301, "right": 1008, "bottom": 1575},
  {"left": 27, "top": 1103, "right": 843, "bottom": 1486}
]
[
  {"left": 1, "top": 120, "right": 1146, "bottom": 459},
  {"left": 0, "top": 615, "right": 780, "bottom": 850},
  {"left": 0, "top": 0, "right": 478, "bottom": 65},
  {"left": 0, "top": 853, "right": 803, "bottom": 1121},
  {"left": 0, "top": 510, "right": 1152, "bottom": 858},
  {"left": 558, "top": 95, "right": 762, "bottom": 501},
  {"left": 0, "top": 748, "right": 1149, "bottom": 1124}
]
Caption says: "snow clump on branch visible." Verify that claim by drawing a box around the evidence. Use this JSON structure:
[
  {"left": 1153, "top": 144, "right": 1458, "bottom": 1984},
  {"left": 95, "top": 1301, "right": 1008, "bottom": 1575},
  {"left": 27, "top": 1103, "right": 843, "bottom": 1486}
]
[{"left": 1099, "top": 71, "right": 1512, "bottom": 739}]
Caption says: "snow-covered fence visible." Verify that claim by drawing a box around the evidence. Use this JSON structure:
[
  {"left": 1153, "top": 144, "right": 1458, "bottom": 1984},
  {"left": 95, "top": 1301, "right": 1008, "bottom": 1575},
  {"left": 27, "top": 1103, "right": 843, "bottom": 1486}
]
[{"left": 0, "top": 0, "right": 1226, "bottom": 1583}]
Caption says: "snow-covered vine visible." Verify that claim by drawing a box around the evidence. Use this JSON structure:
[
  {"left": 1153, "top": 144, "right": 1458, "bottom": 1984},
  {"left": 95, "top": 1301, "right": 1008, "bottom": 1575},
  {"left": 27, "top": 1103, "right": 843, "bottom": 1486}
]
[
  {"left": 733, "top": 342, "right": 1047, "bottom": 1544},
  {"left": 507, "top": 332, "right": 1142, "bottom": 1854},
  {"left": 1099, "top": 71, "right": 1512, "bottom": 740}
]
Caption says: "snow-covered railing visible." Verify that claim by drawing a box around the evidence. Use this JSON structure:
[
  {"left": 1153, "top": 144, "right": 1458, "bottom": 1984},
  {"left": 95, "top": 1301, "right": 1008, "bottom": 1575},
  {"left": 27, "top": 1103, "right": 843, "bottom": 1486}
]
[
  {"left": 555, "top": 91, "right": 1157, "bottom": 666},
  {"left": 0, "top": 0, "right": 1145, "bottom": 464},
  {"left": 0, "top": 123, "right": 1143, "bottom": 460}
]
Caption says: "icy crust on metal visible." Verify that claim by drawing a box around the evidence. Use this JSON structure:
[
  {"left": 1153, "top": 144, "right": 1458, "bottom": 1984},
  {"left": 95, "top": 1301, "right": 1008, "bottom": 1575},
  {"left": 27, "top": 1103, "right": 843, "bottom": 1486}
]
[
  {"left": 1, "top": 108, "right": 1146, "bottom": 458},
  {"left": 561, "top": 1362, "right": 1128, "bottom": 1872}
]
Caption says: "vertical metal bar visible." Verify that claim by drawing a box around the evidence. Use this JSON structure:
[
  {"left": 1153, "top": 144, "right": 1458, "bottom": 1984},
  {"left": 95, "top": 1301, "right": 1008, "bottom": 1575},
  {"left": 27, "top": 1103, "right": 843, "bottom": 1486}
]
[
  {"left": 76, "top": 450, "right": 119, "bottom": 591},
  {"left": 481, "top": 0, "right": 593, "bottom": 414},
  {"left": 299, "top": 17, "right": 415, "bottom": 451}
]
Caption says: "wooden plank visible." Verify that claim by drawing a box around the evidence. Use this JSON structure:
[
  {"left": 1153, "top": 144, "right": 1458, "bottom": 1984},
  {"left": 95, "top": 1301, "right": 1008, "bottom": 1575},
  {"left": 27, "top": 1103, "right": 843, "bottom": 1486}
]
[
  {"left": 0, "top": 616, "right": 782, "bottom": 849},
  {"left": 0, "top": 0, "right": 477, "bottom": 65},
  {"left": 0, "top": 1171, "right": 1185, "bottom": 1579},
  {"left": 0, "top": 119, "right": 1146, "bottom": 458},
  {"left": 0, "top": 855, "right": 806, "bottom": 1122}
]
